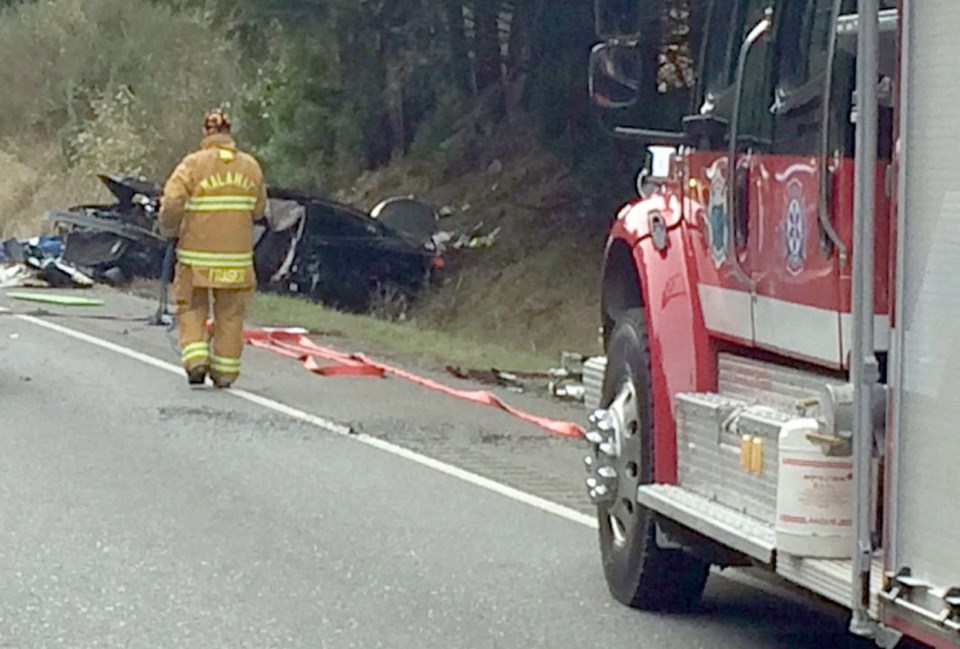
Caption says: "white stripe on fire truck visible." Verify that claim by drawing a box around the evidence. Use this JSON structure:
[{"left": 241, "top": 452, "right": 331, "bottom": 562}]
[
  {"left": 698, "top": 284, "right": 891, "bottom": 366},
  {"left": 753, "top": 294, "right": 843, "bottom": 364},
  {"left": 696, "top": 283, "right": 755, "bottom": 342}
]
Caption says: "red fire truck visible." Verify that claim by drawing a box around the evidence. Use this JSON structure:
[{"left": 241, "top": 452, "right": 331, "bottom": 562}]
[{"left": 583, "top": 1, "right": 959, "bottom": 646}]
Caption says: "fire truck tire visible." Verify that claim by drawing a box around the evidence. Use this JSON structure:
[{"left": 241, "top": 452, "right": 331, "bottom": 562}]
[{"left": 598, "top": 307, "right": 709, "bottom": 611}]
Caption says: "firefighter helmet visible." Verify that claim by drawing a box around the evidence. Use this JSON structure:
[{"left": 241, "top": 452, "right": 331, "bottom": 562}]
[{"left": 203, "top": 108, "right": 231, "bottom": 135}]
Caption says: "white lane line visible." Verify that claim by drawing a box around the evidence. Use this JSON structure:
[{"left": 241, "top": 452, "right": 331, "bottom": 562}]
[
  {"left": 2, "top": 306, "right": 818, "bottom": 607},
  {"left": 2, "top": 307, "right": 598, "bottom": 530}
]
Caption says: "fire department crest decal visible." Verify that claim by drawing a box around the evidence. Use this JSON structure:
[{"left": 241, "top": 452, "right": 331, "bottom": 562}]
[
  {"left": 784, "top": 179, "right": 805, "bottom": 276},
  {"left": 704, "top": 161, "right": 728, "bottom": 268}
]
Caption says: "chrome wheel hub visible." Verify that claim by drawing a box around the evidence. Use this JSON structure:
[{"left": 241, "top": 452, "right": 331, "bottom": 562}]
[{"left": 584, "top": 379, "right": 642, "bottom": 547}]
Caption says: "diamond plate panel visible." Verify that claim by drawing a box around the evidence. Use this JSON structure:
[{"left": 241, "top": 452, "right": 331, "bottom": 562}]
[
  {"left": 583, "top": 356, "right": 607, "bottom": 412},
  {"left": 676, "top": 393, "right": 744, "bottom": 500},
  {"left": 728, "top": 407, "right": 791, "bottom": 524},
  {"left": 718, "top": 353, "right": 842, "bottom": 415},
  {"left": 677, "top": 393, "right": 789, "bottom": 526}
]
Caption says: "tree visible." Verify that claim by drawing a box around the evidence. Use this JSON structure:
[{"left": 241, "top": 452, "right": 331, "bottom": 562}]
[
  {"left": 472, "top": 0, "right": 502, "bottom": 91},
  {"left": 443, "top": 0, "right": 473, "bottom": 94}
]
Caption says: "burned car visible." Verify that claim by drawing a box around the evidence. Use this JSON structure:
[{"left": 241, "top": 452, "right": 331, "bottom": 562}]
[
  {"left": 45, "top": 174, "right": 442, "bottom": 317},
  {"left": 255, "top": 191, "right": 441, "bottom": 316},
  {"left": 45, "top": 174, "right": 167, "bottom": 284}
]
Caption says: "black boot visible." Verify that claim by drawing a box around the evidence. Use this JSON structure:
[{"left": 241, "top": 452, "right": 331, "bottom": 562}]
[
  {"left": 210, "top": 371, "right": 235, "bottom": 389},
  {"left": 187, "top": 365, "right": 209, "bottom": 386}
]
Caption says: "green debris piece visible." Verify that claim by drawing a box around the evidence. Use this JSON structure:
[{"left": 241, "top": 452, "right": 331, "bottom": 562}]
[{"left": 5, "top": 291, "right": 105, "bottom": 307}]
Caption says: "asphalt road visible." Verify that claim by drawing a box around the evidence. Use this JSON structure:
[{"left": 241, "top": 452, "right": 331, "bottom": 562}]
[{"left": 0, "top": 288, "right": 879, "bottom": 649}]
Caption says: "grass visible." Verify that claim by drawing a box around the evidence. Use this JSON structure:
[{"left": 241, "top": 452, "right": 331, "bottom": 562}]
[
  {"left": 126, "top": 278, "right": 560, "bottom": 371},
  {"left": 248, "top": 292, "right": 558, "bottom": 372},
  {"left": 0, "top": 145, "right": 111, "bottom": 239}
]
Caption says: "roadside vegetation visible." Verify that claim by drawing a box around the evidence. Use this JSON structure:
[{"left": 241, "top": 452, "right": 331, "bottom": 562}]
[{"left": 0, "top": 0, "right": 701, "bottom": 371}]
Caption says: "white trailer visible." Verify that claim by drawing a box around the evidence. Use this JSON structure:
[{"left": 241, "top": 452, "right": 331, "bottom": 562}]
[{"left": 880, "top": 1, "right": 960, "bottom": 646}]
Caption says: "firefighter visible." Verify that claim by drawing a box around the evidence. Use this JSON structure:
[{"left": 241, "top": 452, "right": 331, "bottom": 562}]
[{"left": 158, "top": 107, "right": 267, "bottom": 388}]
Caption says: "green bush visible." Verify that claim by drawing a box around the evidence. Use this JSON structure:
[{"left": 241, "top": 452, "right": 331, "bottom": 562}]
[
  {"left": 0, "top": 0, "right": 242, "bottom": 178},
  {"left": 0, "top": 0, "right": 245, "bottom": 234}
]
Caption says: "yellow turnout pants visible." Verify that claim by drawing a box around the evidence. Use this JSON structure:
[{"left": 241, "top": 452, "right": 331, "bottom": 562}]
[{"left": 173, "top": 265, "right": 252, "bottom": 381}]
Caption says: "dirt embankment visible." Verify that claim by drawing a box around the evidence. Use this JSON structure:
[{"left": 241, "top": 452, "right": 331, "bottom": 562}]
[{"left": 336, "top": 115, "right": 615, "bottom": 365}]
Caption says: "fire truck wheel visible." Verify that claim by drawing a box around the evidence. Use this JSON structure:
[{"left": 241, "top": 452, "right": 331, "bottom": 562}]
[{"left": 597, "top": 307, "right": 709, "bottom": 611}]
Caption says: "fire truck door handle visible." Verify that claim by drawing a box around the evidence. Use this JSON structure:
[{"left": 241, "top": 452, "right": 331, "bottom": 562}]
[{"left": 735, "top": 162, "right": 749, "bottom": 246}]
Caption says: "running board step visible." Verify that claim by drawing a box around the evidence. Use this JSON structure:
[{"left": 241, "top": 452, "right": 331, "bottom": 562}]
[
  {"left": 637, "top": 484, "right": 886, "bottom": 616},
  {"left": 777, "top": 554, "right": 885, "bottom": 616},
  {"left": 636, "top": 484, "right": 775, "bottom": 564}
]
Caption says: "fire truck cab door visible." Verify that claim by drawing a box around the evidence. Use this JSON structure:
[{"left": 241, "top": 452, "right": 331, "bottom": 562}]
[
  {"left": 749, "top": 0, "right": 850, "bottom": 368},
  {"left": 686, "top": 0, "right": 776, "bottom": 347}
]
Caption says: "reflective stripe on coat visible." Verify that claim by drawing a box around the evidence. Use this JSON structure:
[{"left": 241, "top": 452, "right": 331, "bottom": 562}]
[{"left": 158, "top": 133, "right": 266, "bottom": 289}]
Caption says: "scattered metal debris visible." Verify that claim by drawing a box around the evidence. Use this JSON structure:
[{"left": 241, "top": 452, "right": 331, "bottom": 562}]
[
  {"left": 0, "top": 264, "right": 36, "bottom": 289},
  {"left": 445, "top": 366, "right": 526, "bottom": 393},
  {"left": 553, "top": 383, "right": 586, "bottom": 400},
  {"left": 457, "top": 225, "right": 500, "bottom": 249},
  {"left": 547, "top": 352, "right": 589, "bottom": 402},
  {"left": 434, "top": 222, "right": 502, "bottom": 253},
  {"left": 444, "top": 351, "right": 598, "bottom": 403}
]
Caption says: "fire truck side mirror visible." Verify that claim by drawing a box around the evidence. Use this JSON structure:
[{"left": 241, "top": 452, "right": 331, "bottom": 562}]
[
  {"left": 594, "top": 0, "right": 641, "bottom": 40},
  {"left": 588, "top": 42, "right": 641, "bottom": 110},
  {"left": 636, "top": 145, "right": 677, "bottom": 198}
]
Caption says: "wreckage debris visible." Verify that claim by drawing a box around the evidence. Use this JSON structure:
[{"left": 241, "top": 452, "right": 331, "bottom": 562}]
[
  {"left": 0, "top": 235, "right": 94, "bottom": 289},
  {"left": 20, "top": 173, "right": 500, "bottom": 318},
  {"left": 445, "top": 366, "right": 526, "bottom": 393},
  {"left": 0, "top": 264, "right": 36, "bottom": 289},
  {"left": 256, "top": 190, "right": 442, "bottom": 315},
  {"left": 40, "top": 173, "right": 448, "bottom": 317},
  {"left": 444, "top": 351, "right": 596, "bottom": 403},
  {"left": 45, "top": 174, "right": 169, "bottom": 285},
  {"left": 5, "top": 291, "right": 104, "bottom": 307},
  {"left": 433, "top": 221, "right": 501, "bottom": 253}
]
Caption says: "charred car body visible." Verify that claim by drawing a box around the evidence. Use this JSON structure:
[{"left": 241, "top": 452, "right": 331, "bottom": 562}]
[
  {"left": 45, "top": 174, "right": 442, "bottom": 315},
  {"left": 45, "top": 174, "right": 166, "bottom": 285},
  {"left": 255, "top": 191, "right": 441, "bottom": 315}
]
